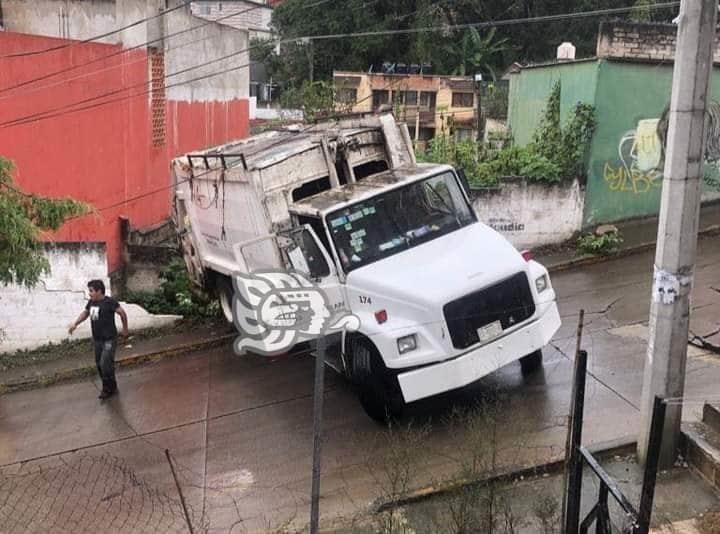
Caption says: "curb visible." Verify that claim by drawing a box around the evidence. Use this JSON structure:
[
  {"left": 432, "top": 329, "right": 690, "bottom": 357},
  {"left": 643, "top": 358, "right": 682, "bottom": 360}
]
[
  {"left": 0, "top": 334, "right": 236, "bottom": 395},
  {"left": 545, "top": 224, "right": 720, "bottom": 274},
  {"left": 374, "top": 437, "right": 637, "bottom": 512}
]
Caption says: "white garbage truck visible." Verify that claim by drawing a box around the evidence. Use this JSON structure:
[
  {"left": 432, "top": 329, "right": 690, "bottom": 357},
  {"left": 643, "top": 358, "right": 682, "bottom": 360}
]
[{"left": 172, "top": 114, "right": 561, "bottom": 420}]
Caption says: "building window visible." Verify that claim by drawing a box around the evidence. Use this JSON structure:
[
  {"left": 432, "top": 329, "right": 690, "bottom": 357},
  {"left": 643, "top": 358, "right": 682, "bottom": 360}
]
[
  {"left": 452, "top": 92, "right": 474, "bottom": 108},
  {"left": 198, "top": 4, "right": 211, "bottom": 15},
  {"left": 372, "top": 90, "right": 389, "bottom": 108},
  {"left": 150, "top": 49, "right": 166, "bottom": 147},
  {"left": 393, "top": 90, "right": 418, "bottom": 106},
  {"left": 419, "top": 91, "right": 436, "bottom": 109},
  {"left": 336, "top": 88, "right": 357, "bottom": 104}
]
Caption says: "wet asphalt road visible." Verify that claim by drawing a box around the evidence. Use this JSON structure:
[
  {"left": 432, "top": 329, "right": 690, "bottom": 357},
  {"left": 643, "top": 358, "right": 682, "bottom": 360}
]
[{"left": 1, "top": 236, "right": 719, "bottom": 533}]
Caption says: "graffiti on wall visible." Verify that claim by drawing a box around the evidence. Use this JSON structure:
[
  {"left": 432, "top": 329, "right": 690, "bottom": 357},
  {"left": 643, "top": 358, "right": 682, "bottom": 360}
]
[
  {"left": 487, "top": 217, "right": 525, "bottom": 233},
  {"left": 604, "top": 102, "right": 720, "bottom": 194},
  {"left": 604, "top": 118, "right": 664, "bottom": 194}
]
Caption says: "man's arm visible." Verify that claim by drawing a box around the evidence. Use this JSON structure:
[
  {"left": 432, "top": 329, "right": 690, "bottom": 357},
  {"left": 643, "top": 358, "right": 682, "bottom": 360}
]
[
  {"left": 68, "top": 310, "right": 89, "bottom": 335},
  {"left": 116, "top": 305, "right": 129, "bottom": 337}
]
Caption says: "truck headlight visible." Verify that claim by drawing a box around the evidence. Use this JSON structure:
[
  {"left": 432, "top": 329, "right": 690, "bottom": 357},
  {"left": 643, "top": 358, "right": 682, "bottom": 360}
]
[
  {"left": 535, "top": 274, "right": 549, "bottom": 293},
  {"left": 397, "top": 334, "right": 417, "bottom": 354}
]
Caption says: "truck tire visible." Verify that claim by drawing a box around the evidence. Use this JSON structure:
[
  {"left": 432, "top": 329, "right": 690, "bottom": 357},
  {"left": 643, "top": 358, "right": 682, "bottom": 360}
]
[
  {"left": 350, "top": 337, "right": 404, "bottom": 422},
  {"left": 520, "top": 349, "right": 543, "bottom": 376},
  {"left": 216, "top": 276, "right": 235, "bottom": 324}
]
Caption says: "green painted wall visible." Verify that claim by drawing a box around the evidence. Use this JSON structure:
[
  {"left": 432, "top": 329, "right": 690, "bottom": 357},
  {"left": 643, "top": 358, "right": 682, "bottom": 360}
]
[
  {"left": 509, "top": 59, "right": 720, "bottom": 227},
  {"left": 585, "top": 60, "right": 720, "bottom": 225},
  {"left": 584, "top": 61, "right": 672, "bottom": 225},
  {"left": 508, "top": 60, "right": 600, "bottom": 146}
]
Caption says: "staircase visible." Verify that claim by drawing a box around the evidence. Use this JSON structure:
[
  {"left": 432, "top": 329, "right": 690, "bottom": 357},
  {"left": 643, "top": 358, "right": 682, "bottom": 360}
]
[{"left": 681, "top": 402, "right": 720, "bottom": 491}]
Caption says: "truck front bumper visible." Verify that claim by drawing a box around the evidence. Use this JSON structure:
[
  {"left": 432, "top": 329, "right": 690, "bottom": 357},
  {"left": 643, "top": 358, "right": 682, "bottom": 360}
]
[{"left": 397, "top": 302, "right": 561, "bottom": 403}]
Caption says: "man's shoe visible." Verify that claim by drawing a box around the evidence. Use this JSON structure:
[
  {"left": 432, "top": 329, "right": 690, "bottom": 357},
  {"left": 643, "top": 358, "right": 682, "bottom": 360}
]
[{"left": 98, "top": 390, "right": 112, "bottom": 400}]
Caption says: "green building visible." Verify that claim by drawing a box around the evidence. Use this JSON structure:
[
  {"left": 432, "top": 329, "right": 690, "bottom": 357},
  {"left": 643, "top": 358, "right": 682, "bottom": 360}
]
[{"left": 507, "top": 21, "right": 720, "bottom": 227}]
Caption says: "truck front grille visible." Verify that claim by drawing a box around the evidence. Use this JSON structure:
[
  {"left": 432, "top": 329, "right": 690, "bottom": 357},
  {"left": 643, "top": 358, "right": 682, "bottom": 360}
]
[{"left": 443, "top": 272, "right": 536, "bottom": 350}]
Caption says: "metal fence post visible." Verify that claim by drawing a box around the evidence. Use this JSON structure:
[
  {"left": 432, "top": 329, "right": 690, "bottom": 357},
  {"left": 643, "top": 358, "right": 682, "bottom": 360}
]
[
  {"left": 562, "top": 310, "right": 586, "bottom": 527},
  {"left": 636, "top": 396, "right": 667, "bottom": 534},
  {"left": 564, "top": 349, "right": 588, "bottom": 534},
  {"left": 309, "top": 335, "right": 327, "bottom": 534}
]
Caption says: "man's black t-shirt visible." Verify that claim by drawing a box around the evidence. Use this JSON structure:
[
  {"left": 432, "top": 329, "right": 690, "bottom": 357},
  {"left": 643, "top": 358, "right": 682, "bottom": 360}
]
[{"left": 85, "top": 296, "right": 119, "bottom": 341}]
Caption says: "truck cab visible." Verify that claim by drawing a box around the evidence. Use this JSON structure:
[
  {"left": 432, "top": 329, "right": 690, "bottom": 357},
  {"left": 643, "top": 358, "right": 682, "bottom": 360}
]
[{"left": 285, "top": 163, "right": 560, "bottom": 419}]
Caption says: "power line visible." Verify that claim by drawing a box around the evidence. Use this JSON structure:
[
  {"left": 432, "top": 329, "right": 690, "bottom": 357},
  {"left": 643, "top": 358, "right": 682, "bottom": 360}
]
[
  {"left": 62, "top": 79, "right": 412, "bottom": 220},
  {"left": 0, "top": 31, "right": 227, "bottom": 103},
  {"left": 300, "top": 2, "right": 681, "bottom": 41},
  {"left": 0, "top": 48, "right": 262, "bottom": 128},
  {"left": 0, "top": 1, "right": 192, "bottom": 59},
  {"left": 0, "top": 2, "right": 676, "bottom": 129},
  {"left": 0, "top": 1, "right": 373, "bottom": 127},
  {"left": 0, "top": 0, "right": 328, "bottom": 98}
]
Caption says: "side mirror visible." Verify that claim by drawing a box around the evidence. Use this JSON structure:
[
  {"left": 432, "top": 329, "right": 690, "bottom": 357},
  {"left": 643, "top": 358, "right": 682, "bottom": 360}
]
[{"left": 456, "top": 168, "right": 471, "bottom": 196}]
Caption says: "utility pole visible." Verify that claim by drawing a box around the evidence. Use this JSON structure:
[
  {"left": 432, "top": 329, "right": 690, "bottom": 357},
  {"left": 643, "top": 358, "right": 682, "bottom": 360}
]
[
  {"left": 474, "top": 73, "right": 483, "bottom": 142},
  {"left": 638, "top": 0, "right": 717, "bottom": 467}
]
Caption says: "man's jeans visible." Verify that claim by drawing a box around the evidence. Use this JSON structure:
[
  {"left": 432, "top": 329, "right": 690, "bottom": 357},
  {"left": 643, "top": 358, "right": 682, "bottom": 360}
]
[{"left": 93, "top": 339, "right": 117, "bottom": 393}]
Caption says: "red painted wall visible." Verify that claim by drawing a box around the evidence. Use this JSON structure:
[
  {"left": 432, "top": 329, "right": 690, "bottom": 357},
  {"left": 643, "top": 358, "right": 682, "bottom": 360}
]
[{"left": 0, "top": 32, "right": 248, "bottom": 273}]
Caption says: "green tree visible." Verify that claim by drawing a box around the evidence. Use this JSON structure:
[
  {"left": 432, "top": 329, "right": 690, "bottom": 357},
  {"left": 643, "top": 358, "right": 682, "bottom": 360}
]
[
  {"left": 0, "top": 157, "right": 91, "bottom": 287},
  {"left": 444, "top": 27, "right": 508, "bottom": 79},
  {"left": 263, "top": 0, "right": 677, "bottom": 89}
]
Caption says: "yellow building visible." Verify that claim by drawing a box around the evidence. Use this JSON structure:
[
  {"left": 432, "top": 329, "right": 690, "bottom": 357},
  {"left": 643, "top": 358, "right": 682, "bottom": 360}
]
[{"left": 333, "top": 70, "right": 479, "bottom": 143}]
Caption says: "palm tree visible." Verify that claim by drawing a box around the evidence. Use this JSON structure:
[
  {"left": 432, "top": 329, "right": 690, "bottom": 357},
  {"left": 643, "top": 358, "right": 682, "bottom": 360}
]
[{"left": 444, "top": 27, "right": 508, "bottom": 80}]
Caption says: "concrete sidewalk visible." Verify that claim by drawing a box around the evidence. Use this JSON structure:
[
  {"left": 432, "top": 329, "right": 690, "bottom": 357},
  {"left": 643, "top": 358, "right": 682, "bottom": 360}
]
[
  {"left": 537, "top": 201, "right": 720, "bottom": 271},
  {"left": 0, "top": 325, "right": 235, "bottom": 394}
]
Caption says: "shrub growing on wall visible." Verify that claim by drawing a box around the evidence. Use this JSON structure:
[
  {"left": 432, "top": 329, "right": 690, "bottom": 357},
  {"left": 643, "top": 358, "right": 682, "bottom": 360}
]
[{"left": 417, "top": 81, "right": 596, "bottom": 188}]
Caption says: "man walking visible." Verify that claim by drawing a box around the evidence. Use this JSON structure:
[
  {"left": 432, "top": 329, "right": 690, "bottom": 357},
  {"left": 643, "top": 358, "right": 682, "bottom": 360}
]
[{"left": 68, "top": 280, "right": 129, "bottom": 399}]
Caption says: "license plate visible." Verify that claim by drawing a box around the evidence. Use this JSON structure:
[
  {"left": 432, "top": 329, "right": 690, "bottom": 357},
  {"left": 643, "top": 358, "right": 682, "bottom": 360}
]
[{"left": 477, "top": 320, "right": 502, "bottom": 343}]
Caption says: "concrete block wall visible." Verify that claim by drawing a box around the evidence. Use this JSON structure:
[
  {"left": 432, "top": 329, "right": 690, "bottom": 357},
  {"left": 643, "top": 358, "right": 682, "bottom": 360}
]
[
  {"left": 472, "top": 178, "right": 585, "bottom": 250},
  {"left": 0, "top": 243, "right": 179, "bottom": 354},
  {"left": 597, "top": 21, "right": 720, "bottom": 63}
]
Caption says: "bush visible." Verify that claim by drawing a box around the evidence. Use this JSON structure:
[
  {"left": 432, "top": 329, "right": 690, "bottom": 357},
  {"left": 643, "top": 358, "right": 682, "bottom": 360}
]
[
  {"left": 576, "top": 231, "right": 623, "bottom": 256},
  {"left": 416, "top": 82, "right": 595, "bottom": 187},
  {"left": 126, "top": 260, "right": 219, "bottom": 319},
  {"left": 475, "top": 146, "right": 562, "bottom": 185}
]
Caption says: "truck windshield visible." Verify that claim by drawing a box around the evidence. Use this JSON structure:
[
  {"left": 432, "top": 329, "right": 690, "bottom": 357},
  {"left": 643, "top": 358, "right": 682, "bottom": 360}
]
[{"left": 326, "top": 171, "right": 476, "bottom": 272}]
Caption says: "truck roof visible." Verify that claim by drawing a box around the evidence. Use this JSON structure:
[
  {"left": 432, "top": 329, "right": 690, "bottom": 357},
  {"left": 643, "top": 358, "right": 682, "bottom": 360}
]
[
  {"left": 178, "top": 125, "right": 380, "bottom": 172},
  {"left": 290, "top": 162, "right": 454, "bottom": 217}
]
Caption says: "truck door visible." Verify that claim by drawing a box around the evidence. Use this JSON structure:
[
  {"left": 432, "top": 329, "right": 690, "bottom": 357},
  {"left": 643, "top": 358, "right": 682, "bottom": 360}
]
[{"left": 281, "top": 225, "right": 348, "bottom": 321}]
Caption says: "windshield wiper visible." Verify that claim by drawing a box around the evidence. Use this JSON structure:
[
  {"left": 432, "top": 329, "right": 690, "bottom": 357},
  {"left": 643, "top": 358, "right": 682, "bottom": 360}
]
[{"left": 424, "top": 182, "right": 460, "bottom": 225}]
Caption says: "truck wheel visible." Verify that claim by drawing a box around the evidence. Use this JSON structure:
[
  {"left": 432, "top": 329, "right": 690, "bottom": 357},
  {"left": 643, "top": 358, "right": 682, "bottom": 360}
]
[
  {"left": 216, "top": 277, "right": 235, "bottom": 324},
  {"left": 350, "top": 337, "right": 404, "bottom": 423},
  {"left": 520, "top": 349, "right": 543, "bottom": 376}
]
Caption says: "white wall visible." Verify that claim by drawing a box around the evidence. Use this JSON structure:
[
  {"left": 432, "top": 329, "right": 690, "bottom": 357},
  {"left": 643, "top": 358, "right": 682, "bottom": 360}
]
[
  {"left": 254, "top": 107, "right": 303, "bottom": 121},
  {"left": 2, "top": 0, "right": 249, "bottom": 102},
  {"left": 190, "top": 1, "right": 273, "bottom": 33},
  {"left": 472, "top": 178, "right": 585, "bottom": 250},
  {"left": 164, "top": 6, "right": 249, "bottom": 102},
  {"left": 0, "top": 243, "right": 179, "bottom": 354},
  {"left": 1, "top": 0, "right": 157, "bottom": 46}
]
